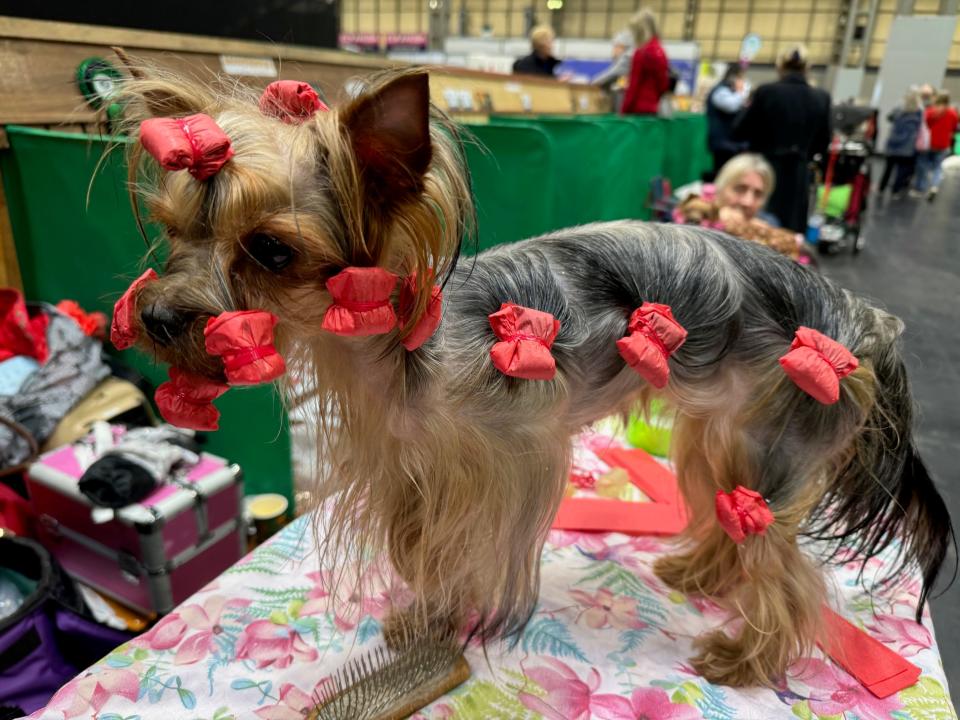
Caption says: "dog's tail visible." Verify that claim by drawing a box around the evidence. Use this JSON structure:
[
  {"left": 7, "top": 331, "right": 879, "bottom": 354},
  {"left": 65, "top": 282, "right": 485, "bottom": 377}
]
[{"left": 805, "top": 315, "right": 955, "bottom": 619}]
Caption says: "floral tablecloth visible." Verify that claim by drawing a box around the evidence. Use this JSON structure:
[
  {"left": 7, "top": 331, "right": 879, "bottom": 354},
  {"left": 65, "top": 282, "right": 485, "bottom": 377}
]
[{"left": 26, "top": 438, "right": 957, "bottom": 720}]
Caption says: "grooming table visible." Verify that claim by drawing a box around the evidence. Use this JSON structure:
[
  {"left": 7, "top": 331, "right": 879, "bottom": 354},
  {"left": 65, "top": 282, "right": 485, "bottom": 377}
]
[{"left": 26, "top": 437, "right": 956, "bottom": 720}]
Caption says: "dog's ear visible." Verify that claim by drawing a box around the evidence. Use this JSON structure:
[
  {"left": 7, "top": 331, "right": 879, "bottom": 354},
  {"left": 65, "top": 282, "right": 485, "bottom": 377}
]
[{"left": 341, "top": 72, "right": 432, "bottom": 203}]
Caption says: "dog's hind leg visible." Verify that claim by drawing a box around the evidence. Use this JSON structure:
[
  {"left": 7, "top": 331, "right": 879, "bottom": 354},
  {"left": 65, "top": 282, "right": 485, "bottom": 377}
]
[
  {"left": 686, "top": 516, "right": 825, "bottom": 687},
  {"left": 655, "top": 412, "right": 826, "bottom": 687}
]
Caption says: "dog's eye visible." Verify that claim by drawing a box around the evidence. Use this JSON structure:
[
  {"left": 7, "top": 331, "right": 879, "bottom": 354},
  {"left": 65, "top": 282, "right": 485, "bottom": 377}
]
[{"left": 248, "top": 234, "right": 294, "bottom": 272}]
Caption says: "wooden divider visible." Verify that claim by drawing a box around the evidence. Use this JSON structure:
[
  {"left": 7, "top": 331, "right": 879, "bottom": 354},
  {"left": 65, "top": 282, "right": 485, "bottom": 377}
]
[{"left": 0, "top": 15, "right": 605, "bottom": 127}]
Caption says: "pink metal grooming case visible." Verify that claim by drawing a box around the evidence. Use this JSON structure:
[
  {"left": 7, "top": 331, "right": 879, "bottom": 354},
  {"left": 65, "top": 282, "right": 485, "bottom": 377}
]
[{"left": 26, "top": 427, "right": 245, "bottom": 615}]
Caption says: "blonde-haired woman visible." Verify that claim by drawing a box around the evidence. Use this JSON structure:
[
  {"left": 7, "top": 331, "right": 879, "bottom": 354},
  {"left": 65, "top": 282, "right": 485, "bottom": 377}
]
[
  {"left": 621, "top": 9, "right": 670, "bottom": 115},
  {"left": 513, "top": 25, "right": 561, "bottom": 77},
  {"left": 674, "top": 154, "right": 808, "bottom": 260},
  {"left": 733, "top": 44, "right": 832, "bottom": 233},
  {"left": 714, "top": 153, "right": 778, "bottom": 225}
]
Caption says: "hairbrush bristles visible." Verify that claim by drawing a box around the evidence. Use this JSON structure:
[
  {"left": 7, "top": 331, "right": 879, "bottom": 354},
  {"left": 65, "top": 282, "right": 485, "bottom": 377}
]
[{"left": 310, "top": 641, "right": 470, "bottom": 720}]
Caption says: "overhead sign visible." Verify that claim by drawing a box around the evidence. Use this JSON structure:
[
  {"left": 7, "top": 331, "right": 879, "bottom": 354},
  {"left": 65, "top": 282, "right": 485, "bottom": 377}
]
[{"left": 740, "top": 33, "right": 762, "bottom": 62}]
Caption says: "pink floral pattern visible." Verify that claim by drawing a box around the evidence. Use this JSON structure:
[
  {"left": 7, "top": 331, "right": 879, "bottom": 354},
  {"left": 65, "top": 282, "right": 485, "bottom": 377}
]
[
  {"left": 865, "top": 613, "right": 933, "bottom": 657},
  {"left": 592, "top": 687, "right": 703, "bottom": 719},
  {"left": 42, "top": 668, "right": 139, "bottom": 718},
  {"left": 175, "top": 595, "right": 250, "bottom": 665},
  {"left": 26, "top": 433, "right": 955, "bottom": 720},
  {"left": 132, "top": 611, "right": 188, "bottom": 650},
  {"left": 791, "top": 658, "right": 904, "bottom": 720},
  {"left": 518, "top": 658, "right": 601, "bottom": 720},
  {"left": 235, "top": 620, "right": 319, "bottom": 669},
  {"left": 571, "top": 588, "right": 647, "bottom": 630},
  {"left": 255, "top": 680, "right": 329, "bottom": 720}
]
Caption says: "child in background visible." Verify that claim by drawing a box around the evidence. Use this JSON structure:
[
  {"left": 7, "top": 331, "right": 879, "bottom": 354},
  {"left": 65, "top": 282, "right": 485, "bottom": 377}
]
[{"left": 913, "top": 91, "right": 958, "bottom": 201}]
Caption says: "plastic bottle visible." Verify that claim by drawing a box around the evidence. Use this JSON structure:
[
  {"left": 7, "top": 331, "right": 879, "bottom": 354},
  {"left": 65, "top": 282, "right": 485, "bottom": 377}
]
[{"left": 807, "top": 213, "right": 824, "bottom": 244}]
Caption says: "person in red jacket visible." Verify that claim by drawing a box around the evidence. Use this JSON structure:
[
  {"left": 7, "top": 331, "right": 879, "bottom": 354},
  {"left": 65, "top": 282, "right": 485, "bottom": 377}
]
[
  {"left": 621, "top": 9, "right": 670, "bottom": 116},
  {"left": 914, "top": 91, "right": 958, "bottom": 200}
]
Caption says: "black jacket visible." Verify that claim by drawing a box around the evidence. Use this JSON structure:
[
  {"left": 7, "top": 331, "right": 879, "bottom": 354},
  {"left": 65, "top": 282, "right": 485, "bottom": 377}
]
[
  {"left": 706, "top": 82, "right": 747, "bottom": 155},
  {"left": 733, "top": 73, "right": 832, "bottom": 160},
  {"left": 512, "top": 53, "right": 560, "bottom": 77}
]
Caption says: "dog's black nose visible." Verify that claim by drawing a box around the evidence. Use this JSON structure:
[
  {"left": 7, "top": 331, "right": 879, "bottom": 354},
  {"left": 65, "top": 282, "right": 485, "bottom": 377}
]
[{"left": 140, "top": 303, "right": 187, "bottom": 345}]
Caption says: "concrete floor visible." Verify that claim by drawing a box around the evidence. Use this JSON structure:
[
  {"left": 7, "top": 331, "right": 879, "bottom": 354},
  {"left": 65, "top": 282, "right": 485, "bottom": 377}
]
[{"left": 818, "top": 173, "right": 960, "bottom": 696}]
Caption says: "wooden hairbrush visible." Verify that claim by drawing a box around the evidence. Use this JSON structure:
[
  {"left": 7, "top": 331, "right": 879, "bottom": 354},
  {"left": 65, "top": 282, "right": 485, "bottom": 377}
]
[{"left": 309, "top": 641, "right": 471, "bottom": 720}]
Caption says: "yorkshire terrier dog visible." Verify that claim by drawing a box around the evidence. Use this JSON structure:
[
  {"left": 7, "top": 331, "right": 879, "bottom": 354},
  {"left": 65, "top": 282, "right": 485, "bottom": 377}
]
[
  {"left": 674, "top": 195, "right": 801, "bottom": 259},
  {"left": 112, "top": 65, "right": 952, "bottom": 688}
]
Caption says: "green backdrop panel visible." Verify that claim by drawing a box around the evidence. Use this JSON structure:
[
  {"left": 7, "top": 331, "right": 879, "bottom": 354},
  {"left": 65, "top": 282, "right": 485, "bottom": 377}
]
[
  {"left": 492, "top": 116, "right": 608, "bottom": 230},
  {"left": 462, "top": 122, "right": 556, "bottom": 252},
  {"left": 1, "top": 126, "right": 292, "bottom": 503},
  {"left": 597, "top": 115, "right": 666, "bottom": 220},
  {"left": 660, "top": 113, "right": 711, "bottom": 188},
  {"left": 581, "top": 117, "right": 647, "bottom": 221},
  {"left": 496, "top": 114, "right": 672, "bottom": 222}
]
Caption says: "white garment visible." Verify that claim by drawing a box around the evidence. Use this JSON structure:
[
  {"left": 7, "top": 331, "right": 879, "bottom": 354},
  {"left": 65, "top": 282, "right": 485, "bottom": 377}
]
[{"left": 711, "top": 84, "right": 749, "bottom": 114}]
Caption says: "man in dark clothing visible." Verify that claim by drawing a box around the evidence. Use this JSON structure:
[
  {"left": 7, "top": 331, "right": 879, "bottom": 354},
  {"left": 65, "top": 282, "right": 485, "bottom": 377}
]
[
  {"left": 733, "top": 44, "right": 832, "bottom": 233},
  {"left": 706, "top": 64, "right": 750, "bottom": 179},
  {"left": 513, "top": 25, "right": 561, "bottom": 77}
]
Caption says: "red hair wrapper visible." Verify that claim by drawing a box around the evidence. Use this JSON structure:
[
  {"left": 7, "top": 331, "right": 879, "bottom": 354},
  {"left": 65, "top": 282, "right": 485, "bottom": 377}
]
[
  {"left": 398, "top": 271, "right": 443, "bottom": 351},
  {"left": 110, "top": 269, "right": 158, "bottom": 350},
  {"left": 56, "top": 300, "right": 106, "bottom": 339},
  {"left": 488, "top": 302, "right": 560, "bottom": 380},
  {"left": 322, "top": 267, "right": 399, "bottom": 336},
  {"left": 139, "top": 114, "right": 234, "bottom": 181},
  {"left": 616, "top": 302, "right": 687, "bottom": 388},
  {"left": 715, "top": 486, "right": 775, "bottom": 543},
  {"left": 155, "top": 368, "right": 229, "bottom": 432},
  {"left": 204, "top": 311, "right": 286, "bottom": 386},
  {"left": 153, "top": 310, "right": 286, "bottom": 431},
  {"left": 258, "top": 80, "right": 328, "bottom": 122},
  {"left": 779, "top": 326, "right": 859, "bottom": 404}
]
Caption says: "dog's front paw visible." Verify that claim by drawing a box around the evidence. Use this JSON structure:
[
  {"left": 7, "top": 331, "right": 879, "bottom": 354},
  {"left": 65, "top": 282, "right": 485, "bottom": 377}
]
[
  {"left": 382, "top": 607, "right": 459, "bottom": 651},
  {"left": 382, "top": 608, "right": 416, "bottom": 651}
]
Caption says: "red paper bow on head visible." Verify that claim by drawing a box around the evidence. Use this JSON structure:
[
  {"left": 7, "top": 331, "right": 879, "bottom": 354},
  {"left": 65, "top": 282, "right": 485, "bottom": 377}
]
[
  {"left": 155, "top": 367, "right": 229, "bottom": 432},
  {"left": 398, "top": 272, "right": 443, "bottom": 351},
  {"left": 259, "top": 80, "right": 328, "bottom": 123},
  {"left": 616, "top": 302, "right": 687, "bottom": 389},
  {"left": 110, "top": 268, "right": 158, "bottom": 350},
  {"left": 322, "top": 267, "right": 399, "bottom": 336},
  {"left": 140, "top": 114, "right": 234, "bottom": 181},
  {"left": 488, "top": 302, "right": 560, "bottom": 380},
  {"left": 204, "top": 310, "right": 286, "bottom": 386},
  {"left": 715, "top": 486, "right": 775, "bottom": 544},
  {"left": 779, "top": 326, "right": 859, "bottom": 405},
  {"left": 56, "top": 300, "right": 107, "bottom": 340},
  {"left": 0, "top": 288, "right": 49, "bottom": 364}
]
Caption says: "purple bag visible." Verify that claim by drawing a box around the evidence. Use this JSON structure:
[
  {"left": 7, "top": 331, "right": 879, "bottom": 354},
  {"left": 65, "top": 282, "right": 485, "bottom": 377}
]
[{"left": 0, "top": 535, "right": 132, "bottom": 715}]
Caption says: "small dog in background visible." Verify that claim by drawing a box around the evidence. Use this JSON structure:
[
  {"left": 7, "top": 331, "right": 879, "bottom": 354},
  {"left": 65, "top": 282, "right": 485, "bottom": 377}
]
[
  {"left": 674, "top": 195, "right": 802, "bottom": 259},
  {"left": 113, "top": 64, "right": 952, "bottom": 688}
]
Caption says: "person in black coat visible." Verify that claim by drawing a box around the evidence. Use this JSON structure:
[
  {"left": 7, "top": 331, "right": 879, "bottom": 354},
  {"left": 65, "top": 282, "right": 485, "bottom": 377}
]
[
  {"left": 513, "top": 25, "right": 561, "bottom": 77},
  {"left": 733, "top": 44, "right": 832, "bottom": 233}
]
